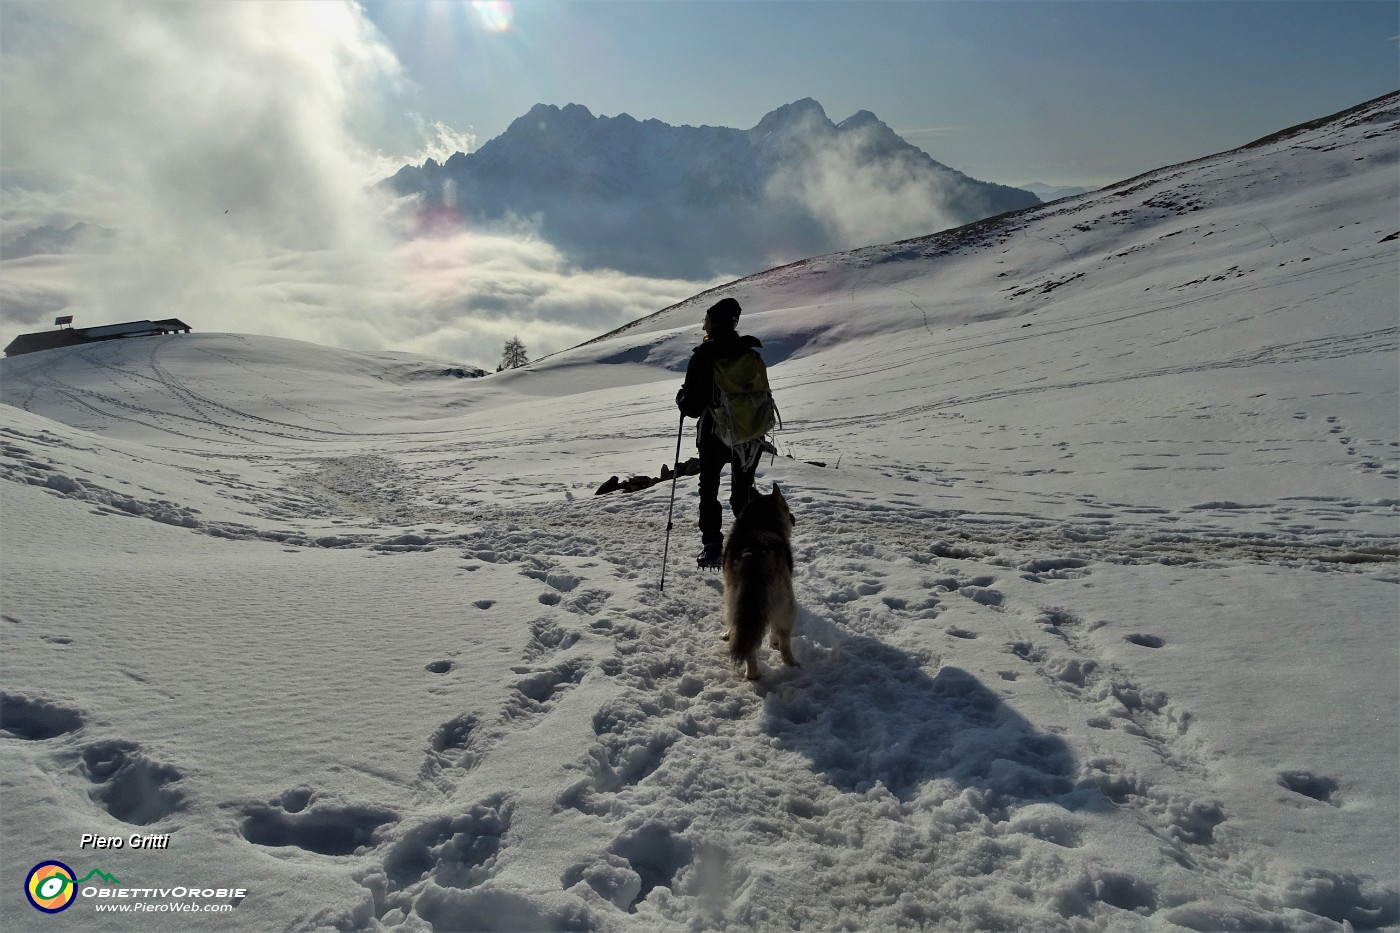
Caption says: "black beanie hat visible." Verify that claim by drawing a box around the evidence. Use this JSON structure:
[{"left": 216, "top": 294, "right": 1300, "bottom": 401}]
[{"left": 706, "top": 297, "right": 742, "bottom": 326}]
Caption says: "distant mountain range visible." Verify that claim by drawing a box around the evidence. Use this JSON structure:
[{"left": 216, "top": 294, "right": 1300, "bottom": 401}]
[
  {"left": 385, "top": 99, "right": 1040, "bottom": 280},
  {"left": 1020, "top": 183, "right": 1095, "bottom": 202}
]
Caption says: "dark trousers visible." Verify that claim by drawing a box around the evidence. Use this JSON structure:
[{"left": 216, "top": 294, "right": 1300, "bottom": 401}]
[{"left": 698, "top": 428, "right": 759, "bottom": 548}]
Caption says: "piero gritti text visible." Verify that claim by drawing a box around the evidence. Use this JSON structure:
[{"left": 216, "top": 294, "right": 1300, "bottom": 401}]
[{"left": 80, "top": 833, "right": 171, "bottom": 850}]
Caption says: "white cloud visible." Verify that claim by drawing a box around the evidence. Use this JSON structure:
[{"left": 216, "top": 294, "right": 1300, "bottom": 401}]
[
  {"left": 764, "top": 122, "right": 959, "bottom": 250},
  {"left": 361, "top": 118, "right": 480, "bottom": 187},
  {"left": 385, "top": 216, "right": 720, "bottom": 364},
  {"left": 0, "top": 1, "right": 708, "bottom": 370}
]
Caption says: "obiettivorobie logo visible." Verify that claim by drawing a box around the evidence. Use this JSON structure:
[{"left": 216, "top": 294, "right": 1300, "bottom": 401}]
[
  {"left": 25, "top": 859, "right": 246, "bottom": 916},
  {"left": 25, "top": 862, "right": 120, "bottom": 914}
]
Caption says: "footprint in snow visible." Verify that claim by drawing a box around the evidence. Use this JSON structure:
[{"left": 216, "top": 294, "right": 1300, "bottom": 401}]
[
  {"left": 430, "top": 714, "right": 480, "bottom": 757},
  {"left": 81, "top": 739, "right": 186, "bottom": 825},
  {"left": 352, "top": 794, "right": 594, "bottom": 933},
  {"left": 1033, "top": 607, "right": 1084, "bottom": 636},
  {"left": 0, "top": 692, "right": 84, "bottom": 740},
  {"left": 1059, "top": 870, "right": 1160, "bottom": 917},
  {"left": 1080, "top": 760, "right": 1226, "bottom": 846},
  {"left": 238, "top": 790, "right": 397, "bottom": 856},
  {"left": 1278, "top": 770, "right": 1340, "bottom": 805},
  {"left": 1008, "top": 641, "right": 1048, "bottom": 664},
  {"left": 564, "top": 588, "right": 611, "bottom": 616},
  {"left": 961, "top": 585, "right": 1004, "bottom": 607},
  {"left": 380, "top": 793, "right": 510, "bottom": 889},
  {"left": 524, "top": 617, "right": 582, "bottom": 659},
  {"left": 1019, "top": 556, "right": 1091, "bottom": 581},
  {"left": 507, "top": 659, "right": 589, "bottom": 716},
  {"left": 564, "top": 820, "right": 695, "bottom": 913},
  {"left": 520, "top": 559, "right": 583, "bottom": 593}
]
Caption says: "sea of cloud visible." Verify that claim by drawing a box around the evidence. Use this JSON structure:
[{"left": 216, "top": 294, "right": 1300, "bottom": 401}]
[{"left": 0, "top": 2, "right": 717, "bottom": 370}]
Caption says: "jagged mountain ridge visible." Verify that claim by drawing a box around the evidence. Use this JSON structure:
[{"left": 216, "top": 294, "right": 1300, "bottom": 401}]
[{"left": 386, "top": 98, "right": 1039, "bottom": 279}]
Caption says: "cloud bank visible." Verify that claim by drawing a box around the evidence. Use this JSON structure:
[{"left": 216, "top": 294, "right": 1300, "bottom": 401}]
[
  {"left": 0, "top": 2, "right": 709, "bottom": 369},
  {"left": 763, "top": 117, "right": 962, "bottom": 256}
]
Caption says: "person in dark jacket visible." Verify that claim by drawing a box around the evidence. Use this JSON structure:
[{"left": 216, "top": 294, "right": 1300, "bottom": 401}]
[{"left": 676, "top": 296, "right": 764, "bottom": 567}]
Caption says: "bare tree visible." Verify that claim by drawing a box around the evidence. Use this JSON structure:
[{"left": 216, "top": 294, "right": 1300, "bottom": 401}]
[{"left": 498, "top": 336, "right": 529, "bottom": 371}]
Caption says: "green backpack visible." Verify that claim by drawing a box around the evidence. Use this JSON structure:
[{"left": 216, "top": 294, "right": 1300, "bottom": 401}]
[{"left": 710, "top": 350, "right": 780, "bottom": 448}]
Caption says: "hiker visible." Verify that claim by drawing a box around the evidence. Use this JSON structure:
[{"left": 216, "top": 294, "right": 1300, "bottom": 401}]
[{"left": 676, "top": 297, "right": 769, "bottom": 568}]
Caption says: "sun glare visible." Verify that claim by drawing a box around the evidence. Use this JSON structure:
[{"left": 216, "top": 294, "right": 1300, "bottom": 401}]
[{"left": 471, "top": 1, "right": 512, "bottom": 34}]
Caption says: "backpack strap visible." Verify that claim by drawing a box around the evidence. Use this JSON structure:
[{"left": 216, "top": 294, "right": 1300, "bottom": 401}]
[{"left": 732, "top": 438, "right": 764, "bottom": 473}]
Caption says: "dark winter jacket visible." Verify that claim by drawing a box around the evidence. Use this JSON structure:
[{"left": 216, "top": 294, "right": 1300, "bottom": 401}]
[{"left": 676, "top": 331, "right": 764, "bottom": 436}]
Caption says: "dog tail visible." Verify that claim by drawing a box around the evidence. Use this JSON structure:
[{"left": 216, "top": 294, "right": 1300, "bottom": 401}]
[{"left": 727, "top": 545, "right": 780, "bottom": 666}]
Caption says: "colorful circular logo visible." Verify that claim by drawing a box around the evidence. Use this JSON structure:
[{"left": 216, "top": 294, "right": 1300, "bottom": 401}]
[{"left": 26, "top": 861, "right": 78, "bottom": 913}]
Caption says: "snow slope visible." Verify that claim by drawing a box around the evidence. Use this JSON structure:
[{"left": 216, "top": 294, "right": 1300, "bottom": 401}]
[{"left": 1, "top": 93, "right": 1396, "bottom": 932}]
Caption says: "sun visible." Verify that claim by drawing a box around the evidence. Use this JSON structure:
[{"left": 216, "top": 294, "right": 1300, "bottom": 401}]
[{"left": 471, "top": 1, "right": 512, "bottom": 34}]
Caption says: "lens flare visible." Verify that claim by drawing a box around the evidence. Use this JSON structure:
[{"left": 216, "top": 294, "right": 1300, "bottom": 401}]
[{"left": 472, "top": 1, "right": 512, "bottom": 33}]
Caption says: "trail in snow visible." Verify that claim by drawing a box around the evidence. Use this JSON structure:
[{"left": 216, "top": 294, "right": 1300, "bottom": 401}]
[{"left": 7, "top": 392, "right": 1396, "bottom": 930}]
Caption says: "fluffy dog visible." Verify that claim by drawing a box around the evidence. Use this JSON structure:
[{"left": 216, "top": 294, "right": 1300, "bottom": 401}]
[{"left": 722, "top": 484, "right": 798, "bottom": 680}]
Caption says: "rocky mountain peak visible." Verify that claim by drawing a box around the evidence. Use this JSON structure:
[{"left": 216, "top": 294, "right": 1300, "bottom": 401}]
[
  {"left": 386, "top": 99, "right": 1039, "bottom": 279},
  {"left": 750, "top": 97, "right": 833, "bottom": 137}
]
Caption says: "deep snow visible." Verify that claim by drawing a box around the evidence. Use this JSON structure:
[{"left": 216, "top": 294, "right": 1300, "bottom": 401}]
[{"left": 1, "top": 93, "right": 1397, "bottom": 932}]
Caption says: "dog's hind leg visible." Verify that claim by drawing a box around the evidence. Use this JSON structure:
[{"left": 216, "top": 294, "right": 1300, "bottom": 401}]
[
  {"left": 742, "top": 649, "right": 761, "bottom": 681},
  {"left": 773, "top": 595, "right": 799, "bottom": 668},
  {"left": 775, "top": 628, "right": 799, "bottom": 668},
  {"left": 776, "top": 629, "right": 799, "bottom": 668},
  {"left": 721, "top": 566, "right": 739, "bottom": 645}
]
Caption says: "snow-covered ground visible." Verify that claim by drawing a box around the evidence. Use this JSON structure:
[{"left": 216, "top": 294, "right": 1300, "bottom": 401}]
[{"left": 2, "top": 93, "right": 1396, "bottom": 932}]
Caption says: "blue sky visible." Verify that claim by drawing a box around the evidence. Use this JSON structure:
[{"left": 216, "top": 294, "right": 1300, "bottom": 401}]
[{"left": 360, "top": 0, "right": 1399, "bottom": 187}]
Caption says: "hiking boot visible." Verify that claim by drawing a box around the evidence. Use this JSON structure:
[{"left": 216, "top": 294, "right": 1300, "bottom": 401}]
[{"left": 696, "top": 543, "right": 722, "bottom": 569}]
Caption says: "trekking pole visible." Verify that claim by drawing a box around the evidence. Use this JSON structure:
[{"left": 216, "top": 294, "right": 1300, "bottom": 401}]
[{"left": 659, "top": 413, "right": 685, "bottom": 592}]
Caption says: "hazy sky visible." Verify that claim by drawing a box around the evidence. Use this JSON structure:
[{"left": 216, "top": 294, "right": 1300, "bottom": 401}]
[
  {"left": 359, "top": 0, "right": 1398, "bottom": 187},
  {"left": 1, "top": 1, "right": 1395, "bottom": 369}
]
